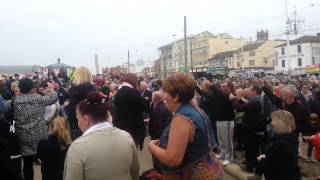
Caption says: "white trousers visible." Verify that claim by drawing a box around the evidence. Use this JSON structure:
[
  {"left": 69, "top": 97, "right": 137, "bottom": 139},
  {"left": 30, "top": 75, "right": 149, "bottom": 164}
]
[{"left": 217, "top": 121, "right": 234, "bottom": 160}]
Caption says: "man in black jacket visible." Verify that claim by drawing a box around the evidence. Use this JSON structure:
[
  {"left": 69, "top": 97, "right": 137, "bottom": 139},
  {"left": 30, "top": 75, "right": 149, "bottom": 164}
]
[
  {"left": 199, "top": 80, "right": 218, "bottom": 144},
  {"left": 114, "top": 73, "right": 145, "bottom": 150},
  {"left": 140, "top": 81, "right": 152, "bottom": 119},
  {"left": 212, "top": 81, "right": 235, "bottom": 165},
  {"left": 231, "top": 85, "right": 264, "bottom": 175}
]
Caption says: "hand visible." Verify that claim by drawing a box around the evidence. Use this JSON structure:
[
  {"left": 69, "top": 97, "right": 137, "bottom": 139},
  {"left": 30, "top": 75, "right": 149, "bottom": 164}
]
[
  {"left": 257, "top": 154, "right": 266, "bottom": 161},
  {"left": 229, "top": 93, "right": 236, "bottom": 100},
  {"left": 303, "top": 136, "right": 311, "bottom": 141},
  {"left": 149, "top": 139, "right": 160, "bottom": 146},
  {"left": 144, "top": 97, "right": 150, "bottom": 101},
  {"left": 148, "top": 139, "right": 160, "bottom": 151},
  {"left": 64, "top": 101, "right": 69, "bottom": 107},
  {"left": 310, "top": 113, "right": 318, "bottom": 119}
]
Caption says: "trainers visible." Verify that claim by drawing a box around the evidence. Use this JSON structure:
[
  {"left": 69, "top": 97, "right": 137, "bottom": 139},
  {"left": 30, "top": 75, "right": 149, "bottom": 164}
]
[
  {"left": 215, "top": 154, "right": 224, "bottom": 160},
  {"left": 222, "top": 159, "right": 231, "bottom": 166},
  {"left": 307, "top": 157, "right": 312, "bottom": 162}
]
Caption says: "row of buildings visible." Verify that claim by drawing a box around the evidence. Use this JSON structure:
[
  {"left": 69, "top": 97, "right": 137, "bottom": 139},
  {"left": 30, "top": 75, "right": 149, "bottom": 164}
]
[{"left": 158, "top": 30, "right": 320, "bottom": 78}]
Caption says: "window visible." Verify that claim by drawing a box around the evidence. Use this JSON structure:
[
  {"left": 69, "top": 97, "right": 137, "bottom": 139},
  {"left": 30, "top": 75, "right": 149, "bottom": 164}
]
[
  {"left": 297, "top": 45, "right": 302, "bottom": 53},
  {"left": 312, "top": 57, "right": 316, "bottom": 65},
  {"left": 275, "top": 59, "right": 278, "bottom": 66},
  {"left": 298, "top": 58, "right": 302, "bottom": 67},
  {"left": 282, "top": 60, "right": 285, "bottom": 68},
  {"left": 237, "top": 62, "right": 241, "bottom": 67},
  {"left": 249, "top": 60, "right": 255, "bottom": 66},
  {"left": 313, "top": 47, "right": 320, "bottom": 56},
  {"left": 249, "top": 51, "right": 255, "bottom": 56},
  {"left": 281, "top": 47, "right": 285, "bottom": 55}
]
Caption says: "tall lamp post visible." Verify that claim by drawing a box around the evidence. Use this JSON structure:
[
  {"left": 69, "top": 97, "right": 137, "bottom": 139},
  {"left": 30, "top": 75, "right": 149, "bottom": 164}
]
[
  {"left": 172, "top": 34, "right": 177, "bottom": 72},
  {"left": 127, "top": 49, "right": 139, "bottom": 73}
]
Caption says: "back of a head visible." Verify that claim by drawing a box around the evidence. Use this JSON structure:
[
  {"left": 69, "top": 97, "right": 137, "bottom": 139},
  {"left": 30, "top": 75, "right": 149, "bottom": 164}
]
[
  {"left": 163, "top": 72, "right": 197, "bottom": 104},
  {"left": 271, "top": 110, "right": 296, "bottom": 134},
  {"left": 74, "top": 67, "right": 93, "bottom": 85},
  {"left": 152, "top": 91, "right": 163, "bottom": 104},
  {"left": 251, "top": 85, "right": 262, "bottom": 95},
  {"left": 122, "top": 73, "right": 138, "bottom": 88},
  {"left": 281, "top": 84, "right": 298, "bottom": 97},
  {"left": 49, "top": 116, "right": 72, "bottom": 146},
  {"left": 77, "top": 91, "right": 110, "bottom": 123},
  {"left": 18, "top": 78, "right": 34, "bottom": 94}
]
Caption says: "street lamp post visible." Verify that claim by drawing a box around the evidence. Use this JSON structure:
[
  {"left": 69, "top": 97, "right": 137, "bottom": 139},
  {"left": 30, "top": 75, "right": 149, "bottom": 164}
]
[
  {"left": 127, "top": 49, "right": 139, "bottom": 73},
  {"left": 173, "top": 34, "right": 177, "bottom": 72}
]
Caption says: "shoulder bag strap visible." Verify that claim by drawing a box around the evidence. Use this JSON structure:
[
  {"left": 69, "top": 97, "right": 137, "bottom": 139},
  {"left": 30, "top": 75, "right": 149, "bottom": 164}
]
[{"left": 194, "top": 106, "right": 214, "bottom": 151}]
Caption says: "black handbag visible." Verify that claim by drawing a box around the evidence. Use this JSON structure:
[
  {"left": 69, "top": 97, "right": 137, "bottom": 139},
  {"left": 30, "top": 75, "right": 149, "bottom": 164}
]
[{"left": 0, "top": 98, "right": 21, "bottom": 157}]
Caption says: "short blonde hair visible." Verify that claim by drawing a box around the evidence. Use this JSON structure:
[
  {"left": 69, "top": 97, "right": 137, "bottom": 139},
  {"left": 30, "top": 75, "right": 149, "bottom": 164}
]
[
  {"left": 11, "top": 81, "right": 19, "bottom": 91},
  {"left": 271, "top": 110, "right": 296, "bottom": 134},
  {"left": 48, "top": 116, "right": 72, "bottom": 148},
  {"left": 73, "top": 67, "right": 93, "bottom": 85},
  {"left": 235, "top": 88, "right": 244, "bottom": 98}
]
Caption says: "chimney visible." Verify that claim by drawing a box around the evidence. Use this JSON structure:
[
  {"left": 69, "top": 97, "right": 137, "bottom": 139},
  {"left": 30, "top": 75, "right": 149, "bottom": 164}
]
[{"left": 57, "top": 58, "right": 61, "bottom": 63}]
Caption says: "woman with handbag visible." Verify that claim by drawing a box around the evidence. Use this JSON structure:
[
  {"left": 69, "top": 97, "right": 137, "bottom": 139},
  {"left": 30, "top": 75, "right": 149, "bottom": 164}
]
[{"left": 148, "top": 73, "right": 221, "bottom": 180}]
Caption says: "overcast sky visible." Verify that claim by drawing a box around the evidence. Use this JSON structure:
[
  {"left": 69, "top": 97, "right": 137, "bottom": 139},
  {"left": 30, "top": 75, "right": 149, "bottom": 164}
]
[{"left": 0, "top": 0, "right": 319, "bottom": 72}]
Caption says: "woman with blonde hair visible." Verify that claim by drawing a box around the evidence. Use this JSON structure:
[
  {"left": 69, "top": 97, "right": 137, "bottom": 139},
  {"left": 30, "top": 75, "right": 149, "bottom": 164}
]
[
  {"left": 65, "top": 67, "right": 96, "bottom": 139},
  {"left": 257, "top": 110, "right": 301, "bottom": 180},
  {"left": 10, "top": 81, "right": 21, "bottom": 97},
  {"left": 37, "top": 116, "right": 72, "bottom": 180}
]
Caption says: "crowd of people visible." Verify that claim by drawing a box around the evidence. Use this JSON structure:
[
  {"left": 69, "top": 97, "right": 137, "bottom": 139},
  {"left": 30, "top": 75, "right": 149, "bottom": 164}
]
[{"left": 0, "top": 68, "right": 320, "bottom": 180}]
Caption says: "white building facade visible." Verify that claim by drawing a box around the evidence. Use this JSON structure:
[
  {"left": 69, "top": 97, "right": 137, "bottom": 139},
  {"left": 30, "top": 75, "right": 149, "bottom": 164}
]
[{"left": 274, "top": 35, "right": 320, "bottom": 74}]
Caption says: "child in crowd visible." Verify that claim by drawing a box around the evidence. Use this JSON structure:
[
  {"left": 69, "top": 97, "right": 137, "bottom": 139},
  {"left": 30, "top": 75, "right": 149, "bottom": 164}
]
[
  {"left": 37, "top": 116, "right": 72, "bottom": 180},
  {"left": 304, "top": 132, "right": 320, "bottom": 162}
]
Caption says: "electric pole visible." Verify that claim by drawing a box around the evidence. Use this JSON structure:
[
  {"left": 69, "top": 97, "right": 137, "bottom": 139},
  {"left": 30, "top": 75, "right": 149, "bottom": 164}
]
[
  {"left": 127, "top": 50, "right": 130, "bottom": 73},
  {"left": 184, "top": 16, "right": 188, "bottom": 74}
]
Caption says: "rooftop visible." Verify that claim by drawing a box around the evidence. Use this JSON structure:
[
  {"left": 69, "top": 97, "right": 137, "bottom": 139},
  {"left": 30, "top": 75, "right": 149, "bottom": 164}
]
[{"left": 275, "top": 35, "right": 320, "bottom": 48}]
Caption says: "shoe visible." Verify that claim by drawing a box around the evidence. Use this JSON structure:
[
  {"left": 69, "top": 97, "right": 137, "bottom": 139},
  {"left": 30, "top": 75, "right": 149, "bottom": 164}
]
[
  {"left": 215, "top": 154, "right": 224, "bottom": 160},
  {"left": 306, "top": 157, "right": 312, "bottom": 162},
  {"left": 222, "top": 160, "right": 231, "bottom": 166}
]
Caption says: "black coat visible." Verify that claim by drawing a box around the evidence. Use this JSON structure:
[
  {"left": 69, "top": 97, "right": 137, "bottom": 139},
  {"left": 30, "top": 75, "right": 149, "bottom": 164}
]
[
  {"left": 37, "top": 135, "right": 69, "bottom": 180},
  {"left": 149, "top": 101, "right": 172, "bottom": 139},
  {"left": 232, "top": 96, "right": 264, "bottom": 132},
  {"left": 199, "top": 89, "right": 214, "bottom": 122},
  {"left": 65, "top": 83, "right": 95, "bottom": 137},
  {"left": 284, "top": 100, "right": 308, "bottom": 136},
  {"left": 262, "top": 133, "right": 301, "bottom": 180},
  {"left": 141, "top": 89, "right": 152, "bottom": 115},
  {"left": 210, "top": 86, "right": 235, "bottom": 121},
  {"left": 57, "top": 88, "right": 68, "bottom": 106},
  {"left": 114, "top": 86, "right": 145, "bottom": 149}
]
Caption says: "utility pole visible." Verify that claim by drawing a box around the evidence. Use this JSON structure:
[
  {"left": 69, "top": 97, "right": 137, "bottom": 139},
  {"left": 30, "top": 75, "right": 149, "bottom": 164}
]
[
  {"left": 95, "top": 54, "right": 100, "bottom": 75},
  {"left": 127, "top": 50, "right": 130, "bottom": 73},
  {"left": 173, "top": 34, "right": 177, "bottom": 72},
  {"left": 285, "top": 1, "right": 305, "bottom": 76},
  {"left": 184, "top": 16, "right": 188, "bottom": 74},
  {"left": 241, "top": 42, "right": 244, "bottom": 72},
  {"left": 285, "top": 0, "right": 292, "bottom": 76},
  {"left": 190, "top": 38, "right": 193, "bottom": 72}
]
